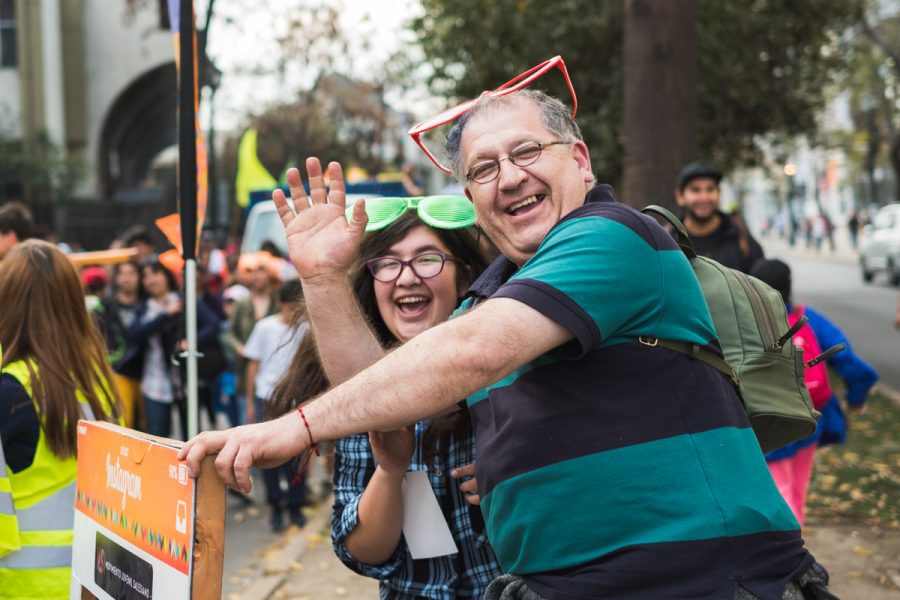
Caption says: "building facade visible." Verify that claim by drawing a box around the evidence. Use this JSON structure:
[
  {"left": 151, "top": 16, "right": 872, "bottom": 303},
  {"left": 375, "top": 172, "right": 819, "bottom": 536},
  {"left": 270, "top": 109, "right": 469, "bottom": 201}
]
[{"left": 0, "top": 0, "right": 177, "bottom": 245}]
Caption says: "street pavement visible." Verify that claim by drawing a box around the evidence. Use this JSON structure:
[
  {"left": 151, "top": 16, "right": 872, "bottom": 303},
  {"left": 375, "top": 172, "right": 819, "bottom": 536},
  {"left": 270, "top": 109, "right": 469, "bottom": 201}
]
[{"left": 220, "top": 457, "right": 377, "bottom": 599}]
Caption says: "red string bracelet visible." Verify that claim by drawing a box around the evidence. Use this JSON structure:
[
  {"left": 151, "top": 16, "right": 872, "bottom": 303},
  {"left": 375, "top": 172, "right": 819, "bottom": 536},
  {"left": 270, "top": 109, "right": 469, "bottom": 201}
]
[
  {"left": 297, "top": 405, "right": 320, "bottom": 457},
  {"left": 291, "top": 405, "right": 320, "bottom": 487}
]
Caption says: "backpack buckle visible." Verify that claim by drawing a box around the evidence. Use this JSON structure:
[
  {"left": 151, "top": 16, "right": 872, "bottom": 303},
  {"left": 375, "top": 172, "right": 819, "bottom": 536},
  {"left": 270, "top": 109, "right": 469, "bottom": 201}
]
[{"left": 638, "top": 336, "right": 659, "bottom": 347}]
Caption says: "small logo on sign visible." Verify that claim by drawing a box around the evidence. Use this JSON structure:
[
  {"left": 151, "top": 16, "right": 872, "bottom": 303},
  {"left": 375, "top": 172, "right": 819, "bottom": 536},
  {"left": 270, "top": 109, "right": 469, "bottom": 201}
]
[{"left": 176, "top": 500, "right": 188, "bottom": 534}]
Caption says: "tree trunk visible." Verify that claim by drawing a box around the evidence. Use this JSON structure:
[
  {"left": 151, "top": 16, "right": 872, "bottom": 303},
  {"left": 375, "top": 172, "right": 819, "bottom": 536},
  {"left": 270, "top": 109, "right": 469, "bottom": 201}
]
[{"left": 622, "top": 0, "right": 698, "bottom": 210}]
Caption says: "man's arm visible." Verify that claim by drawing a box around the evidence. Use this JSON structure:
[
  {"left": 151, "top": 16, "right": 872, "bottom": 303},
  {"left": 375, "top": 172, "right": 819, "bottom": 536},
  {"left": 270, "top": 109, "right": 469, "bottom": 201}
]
[
  {"left": 302, "top": 275, "right": 386, "bottom": 386},
  {"left": 179, "top": 296, "right": 573, "bottom": 491}
]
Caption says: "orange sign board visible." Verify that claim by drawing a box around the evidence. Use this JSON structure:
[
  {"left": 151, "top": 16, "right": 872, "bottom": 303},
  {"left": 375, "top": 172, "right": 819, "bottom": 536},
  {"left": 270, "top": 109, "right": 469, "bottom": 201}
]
[{"left": 75, "top": 421, "right": 194, "bottom": 575}]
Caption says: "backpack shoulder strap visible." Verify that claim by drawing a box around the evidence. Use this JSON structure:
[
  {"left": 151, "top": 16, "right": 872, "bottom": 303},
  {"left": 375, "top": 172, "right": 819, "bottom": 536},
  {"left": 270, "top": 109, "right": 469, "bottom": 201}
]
[{"left": 641, "top": 205, "right": 698, "bottom": 258}]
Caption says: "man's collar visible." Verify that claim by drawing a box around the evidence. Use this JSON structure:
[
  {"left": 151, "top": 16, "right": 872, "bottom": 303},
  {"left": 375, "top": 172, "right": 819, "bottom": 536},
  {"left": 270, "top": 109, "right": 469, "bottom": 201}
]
[
  {"left": 467, "top": 254, "right": 518, "bottom": 300},
  {"left": 585, "top": 183, "right": 616, "bottom": 204}
]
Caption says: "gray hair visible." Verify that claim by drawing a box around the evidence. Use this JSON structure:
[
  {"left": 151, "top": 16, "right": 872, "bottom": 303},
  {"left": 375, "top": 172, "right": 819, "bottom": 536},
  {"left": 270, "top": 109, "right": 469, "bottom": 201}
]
[{"left": 443, "top": 90, "right": 584, "bottom": 184}]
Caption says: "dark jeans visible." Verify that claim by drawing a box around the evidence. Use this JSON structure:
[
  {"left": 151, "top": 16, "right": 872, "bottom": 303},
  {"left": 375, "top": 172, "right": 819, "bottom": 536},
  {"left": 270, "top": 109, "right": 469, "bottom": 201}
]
[
  {"left": 143, "top": 397, "right": 187, "bottom": 440},
  {"left": 255, "top": 397, "right": 307, "bottom": 509},
  {"left": 263, "top": 462, "right": 307, "bottom": 510}
]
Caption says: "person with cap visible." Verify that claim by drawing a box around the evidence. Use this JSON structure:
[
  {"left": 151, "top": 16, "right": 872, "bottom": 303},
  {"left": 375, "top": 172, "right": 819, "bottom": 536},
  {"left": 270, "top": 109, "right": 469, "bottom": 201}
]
[
  {"left": 675, "top": 161, "right": 765, "bottom": 273},
  {"left": 181, "top": 68, "right": 834, "bottom": 598},
  {"left": 81, "top": 266, "right": 109, "bottom": 315}
]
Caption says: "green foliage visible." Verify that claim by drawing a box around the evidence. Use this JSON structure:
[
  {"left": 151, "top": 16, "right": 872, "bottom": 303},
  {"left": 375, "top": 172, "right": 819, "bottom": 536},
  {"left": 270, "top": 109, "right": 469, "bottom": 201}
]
[
  {"left": 0, "top": 126, "right": 84, "bottom": 204},
  {"left": 410, "top": 0, "right": 861, "bottom": 185},
  {"left": 697, "top": 0, "right": 861, "bottom": 168},
  {"left": 412, "top": 0, "right": 622, "bottom": 183},
  {"left": 830, "top": 5, "right": 900, "bottom": 204}
]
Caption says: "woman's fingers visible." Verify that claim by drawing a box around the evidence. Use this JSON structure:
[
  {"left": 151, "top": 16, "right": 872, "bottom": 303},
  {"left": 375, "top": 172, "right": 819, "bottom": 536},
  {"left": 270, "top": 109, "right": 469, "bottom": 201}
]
[{"left": 451, "top": 462, "right": 479, "bottom": 504}]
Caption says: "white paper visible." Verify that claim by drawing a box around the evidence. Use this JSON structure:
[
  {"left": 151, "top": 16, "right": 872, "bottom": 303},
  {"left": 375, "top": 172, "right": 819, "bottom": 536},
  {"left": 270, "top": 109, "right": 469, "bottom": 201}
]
[{"left": 400, "top": 471, "right": 459, "bottom": 559}]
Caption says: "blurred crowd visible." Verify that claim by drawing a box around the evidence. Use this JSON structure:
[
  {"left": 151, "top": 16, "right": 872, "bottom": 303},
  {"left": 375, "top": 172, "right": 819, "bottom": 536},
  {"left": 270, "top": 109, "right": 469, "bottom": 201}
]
[{"left": 0, "top": 200, "right": 323, "bottom": 532}]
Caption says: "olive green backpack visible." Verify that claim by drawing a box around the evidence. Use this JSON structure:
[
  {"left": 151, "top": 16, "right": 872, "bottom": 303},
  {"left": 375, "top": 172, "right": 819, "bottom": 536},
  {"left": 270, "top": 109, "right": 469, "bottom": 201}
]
[{"left": 642, "top": 205, "right": 832, "bottom": 453}]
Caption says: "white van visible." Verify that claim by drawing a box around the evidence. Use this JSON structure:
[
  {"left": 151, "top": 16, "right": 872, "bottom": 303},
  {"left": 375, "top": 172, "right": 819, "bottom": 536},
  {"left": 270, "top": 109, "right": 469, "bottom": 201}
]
[{"left": 240, "top": 194, "right": 376, "bottom": 257}]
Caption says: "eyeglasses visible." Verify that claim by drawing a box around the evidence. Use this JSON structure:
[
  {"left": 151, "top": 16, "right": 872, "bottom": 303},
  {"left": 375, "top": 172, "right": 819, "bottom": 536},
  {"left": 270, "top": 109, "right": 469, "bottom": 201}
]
[
  {"left": 466, "top": 140, "right": 571, "bottom": 184},
  {"left": 366, "top": 252, "right": 457, "bottom": 283},
  {"left": 347, "top": 195, "right": 476, "bottom": 232},
  {"left": 408, "top": 55, "right": 578, "bottom": 174}
]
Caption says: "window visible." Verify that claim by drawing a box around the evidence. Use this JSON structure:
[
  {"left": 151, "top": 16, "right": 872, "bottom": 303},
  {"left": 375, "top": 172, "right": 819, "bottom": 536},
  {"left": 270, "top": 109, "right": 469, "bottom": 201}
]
[{"left": 0, "top": 0, "right": 16, "bottom": 68}]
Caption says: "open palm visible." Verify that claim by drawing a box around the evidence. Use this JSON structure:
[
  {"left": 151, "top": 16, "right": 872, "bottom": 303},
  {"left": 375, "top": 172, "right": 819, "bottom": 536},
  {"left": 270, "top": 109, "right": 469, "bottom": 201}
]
[{"left": 272, "top": 158, "right": 368, "bottom": 281}]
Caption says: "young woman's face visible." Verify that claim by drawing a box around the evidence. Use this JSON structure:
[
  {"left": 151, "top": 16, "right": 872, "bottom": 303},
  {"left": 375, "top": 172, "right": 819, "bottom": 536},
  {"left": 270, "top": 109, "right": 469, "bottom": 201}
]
[
  {"left": 372, "top": 226, "right": 466, "bottom": 343},
  {"left": 142, "top": 266, "right": 170, "bottom": 298},
  {"left": 115, "top": 263, "right": 140, "bottom": 295}
]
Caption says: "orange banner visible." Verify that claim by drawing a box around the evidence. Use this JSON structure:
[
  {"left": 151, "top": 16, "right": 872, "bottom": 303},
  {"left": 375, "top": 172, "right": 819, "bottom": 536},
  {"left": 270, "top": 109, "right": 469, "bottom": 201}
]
[{"left": 75, "top": 421, "right": 194, "bottom": 575}]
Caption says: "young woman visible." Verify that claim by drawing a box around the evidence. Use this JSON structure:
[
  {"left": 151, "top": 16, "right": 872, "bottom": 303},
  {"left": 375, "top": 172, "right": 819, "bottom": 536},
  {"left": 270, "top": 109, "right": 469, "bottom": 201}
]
[
  {"left": 101, "top": 260, "right": 145, "bottom": 428},
  {"left": 119, "top": 260, "right": 219, "bottom": 438},
  {"left": 267, "top": 163, "right": 502, "bottom": 598},
  {"left": 0, "top": 240, "right": 122, "bottom": 599}
]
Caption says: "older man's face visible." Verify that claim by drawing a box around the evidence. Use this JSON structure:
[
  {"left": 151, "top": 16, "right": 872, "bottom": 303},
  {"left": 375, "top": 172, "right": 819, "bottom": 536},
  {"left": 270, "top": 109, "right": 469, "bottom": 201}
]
[{"left": 461, "top": 101, "right": 594, "bottom": 266}]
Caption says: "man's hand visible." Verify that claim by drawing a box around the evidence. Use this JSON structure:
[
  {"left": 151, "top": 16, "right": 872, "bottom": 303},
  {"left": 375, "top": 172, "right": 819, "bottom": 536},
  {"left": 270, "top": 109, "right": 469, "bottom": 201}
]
[
  {"left": 177, "top": 412, "right": 308, "bottom": 492},
  {"left": 451, "top": 462, "right": 480, "bottom": 506},
  {"left": 272, "top": 158, "right": 368, "bottom": 283},
  {"left": 369, "top": 428, "right": 416, "bottom": 476}
]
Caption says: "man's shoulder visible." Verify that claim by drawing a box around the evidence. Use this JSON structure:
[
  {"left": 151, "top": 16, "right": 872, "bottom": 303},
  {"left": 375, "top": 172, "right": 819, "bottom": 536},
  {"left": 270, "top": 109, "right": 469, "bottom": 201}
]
[{"left": 548, "top": 198, "right": 680, "bottom": 256}]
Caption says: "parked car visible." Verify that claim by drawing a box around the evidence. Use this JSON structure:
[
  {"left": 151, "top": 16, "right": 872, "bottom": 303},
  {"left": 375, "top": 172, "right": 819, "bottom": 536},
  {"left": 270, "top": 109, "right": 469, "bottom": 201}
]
[{"left": 859, "top": 203, "right": 900, "bottom": 285}]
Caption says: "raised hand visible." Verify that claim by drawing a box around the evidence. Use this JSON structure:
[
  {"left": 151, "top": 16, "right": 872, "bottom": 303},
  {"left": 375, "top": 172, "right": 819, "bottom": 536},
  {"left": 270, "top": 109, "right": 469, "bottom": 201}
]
[
  {"left": 369, "top": 427, "right": 416, "bottom": 477},
  {"left": 272, "top": 158, "right": 369, "bottom": 283}
]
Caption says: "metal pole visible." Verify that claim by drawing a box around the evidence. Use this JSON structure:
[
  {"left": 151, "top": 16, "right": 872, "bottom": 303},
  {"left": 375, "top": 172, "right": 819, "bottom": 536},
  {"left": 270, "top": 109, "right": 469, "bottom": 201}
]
[
  {"left": 185, "top": 259, "right": 199, "bottom": 438},
  {"left": 178, "top": 0, "right": 199, "bottom": 438}
]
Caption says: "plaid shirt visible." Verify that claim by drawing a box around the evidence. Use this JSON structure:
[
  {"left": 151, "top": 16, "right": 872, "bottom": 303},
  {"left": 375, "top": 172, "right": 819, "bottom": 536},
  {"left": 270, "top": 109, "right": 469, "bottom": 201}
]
[{"left": 332, "top": 424, "right": 502, "bottom": 599}]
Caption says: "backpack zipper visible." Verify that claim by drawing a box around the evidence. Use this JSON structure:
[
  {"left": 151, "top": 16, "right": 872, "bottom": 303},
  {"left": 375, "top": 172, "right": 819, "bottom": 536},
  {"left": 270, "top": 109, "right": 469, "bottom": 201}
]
[{"left": 735, "top": 272, "right": 779, "bottom": 351}]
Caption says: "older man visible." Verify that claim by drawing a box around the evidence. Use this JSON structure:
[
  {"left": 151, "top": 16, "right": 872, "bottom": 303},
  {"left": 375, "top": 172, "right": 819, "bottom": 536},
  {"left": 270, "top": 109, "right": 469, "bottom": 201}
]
[{"left": 182, "top": 90, "right": 830, "bottom": 599}]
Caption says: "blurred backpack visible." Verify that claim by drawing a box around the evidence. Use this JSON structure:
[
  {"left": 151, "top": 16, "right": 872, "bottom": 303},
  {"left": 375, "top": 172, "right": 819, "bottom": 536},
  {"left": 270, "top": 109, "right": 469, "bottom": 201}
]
[
  {"left": 641, "top": 205, "right": 835, "bottom": 453},
  {"left": 788, "top": 305, "right": 833, "bottom": 410}
]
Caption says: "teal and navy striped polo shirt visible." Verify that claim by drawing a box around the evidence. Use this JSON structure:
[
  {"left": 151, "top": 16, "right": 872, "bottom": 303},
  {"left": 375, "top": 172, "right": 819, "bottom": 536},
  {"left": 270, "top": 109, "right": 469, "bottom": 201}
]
[{"left": 461, "top": 185, "right": 813, "bottom": 599}]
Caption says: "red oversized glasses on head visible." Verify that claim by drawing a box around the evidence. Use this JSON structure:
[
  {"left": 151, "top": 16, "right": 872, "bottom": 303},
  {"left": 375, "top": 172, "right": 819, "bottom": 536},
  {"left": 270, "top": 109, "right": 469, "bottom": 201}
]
[{"left": 407, "top": 55, "right": 578, "bottom": 174}]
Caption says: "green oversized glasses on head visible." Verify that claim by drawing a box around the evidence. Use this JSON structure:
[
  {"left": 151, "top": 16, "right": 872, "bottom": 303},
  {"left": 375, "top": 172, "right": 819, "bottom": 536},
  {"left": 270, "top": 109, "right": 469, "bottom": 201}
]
[{"left": 346, "top": 195, "right": 477, "bottom": 232}]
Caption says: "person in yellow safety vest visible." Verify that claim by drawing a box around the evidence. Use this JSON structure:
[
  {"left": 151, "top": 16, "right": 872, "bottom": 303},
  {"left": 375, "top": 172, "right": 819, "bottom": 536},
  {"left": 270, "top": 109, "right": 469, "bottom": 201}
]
[{"left": 0, "top": 240, "right": 122, "bottom": 600}]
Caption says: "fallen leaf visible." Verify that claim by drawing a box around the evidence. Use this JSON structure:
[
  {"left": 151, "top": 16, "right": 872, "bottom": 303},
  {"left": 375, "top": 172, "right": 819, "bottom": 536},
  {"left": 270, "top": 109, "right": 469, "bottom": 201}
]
[{"left": 851, "top": 545, "right": 874, "bottom": 557}]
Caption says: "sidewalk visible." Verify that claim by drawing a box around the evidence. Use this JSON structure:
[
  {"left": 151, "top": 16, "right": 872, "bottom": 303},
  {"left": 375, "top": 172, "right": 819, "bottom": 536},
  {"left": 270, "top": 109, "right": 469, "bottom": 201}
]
[
  {"left": 223, "top": 497, "right": 377, "bottom": 600},
  {"left": 759, "top": 226, "right": 859, "bottom": 266}
]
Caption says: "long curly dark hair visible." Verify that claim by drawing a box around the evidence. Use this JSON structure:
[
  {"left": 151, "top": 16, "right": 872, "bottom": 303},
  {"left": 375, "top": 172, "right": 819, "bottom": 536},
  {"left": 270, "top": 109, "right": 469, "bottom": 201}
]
[{"left": 268, "top": 211, "right": 490, "bottom": 464}]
